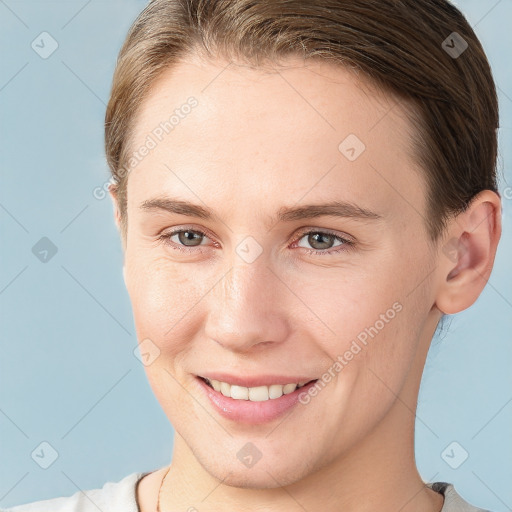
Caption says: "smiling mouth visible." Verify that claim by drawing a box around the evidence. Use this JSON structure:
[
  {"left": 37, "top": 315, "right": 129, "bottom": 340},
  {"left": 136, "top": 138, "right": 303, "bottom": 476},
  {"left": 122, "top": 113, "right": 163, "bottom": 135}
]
[{"left": 198, "top": 376, "right": 318, "bottom": 401}]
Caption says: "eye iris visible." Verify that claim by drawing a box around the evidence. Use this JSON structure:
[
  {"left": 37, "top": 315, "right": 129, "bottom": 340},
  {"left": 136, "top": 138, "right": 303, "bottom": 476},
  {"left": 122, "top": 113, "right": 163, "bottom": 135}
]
[
  {"left": 308, "top": 232, "right": 334, "bottom": 250},
  {"left": 178, "top": 230, "right": 203, "bottom": 246}
]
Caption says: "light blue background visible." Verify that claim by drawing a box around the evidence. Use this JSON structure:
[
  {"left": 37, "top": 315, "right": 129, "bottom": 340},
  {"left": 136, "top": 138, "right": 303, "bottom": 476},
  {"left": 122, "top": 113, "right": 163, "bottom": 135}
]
[{"left": 0, "top": 0, "right": 511, "bottom": 509}]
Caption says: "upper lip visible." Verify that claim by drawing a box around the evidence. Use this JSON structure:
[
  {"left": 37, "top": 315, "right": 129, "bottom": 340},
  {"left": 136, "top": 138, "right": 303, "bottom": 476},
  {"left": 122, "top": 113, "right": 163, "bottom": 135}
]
[{"left": 197, "top": 373, "right": 318, "bottom": 388}]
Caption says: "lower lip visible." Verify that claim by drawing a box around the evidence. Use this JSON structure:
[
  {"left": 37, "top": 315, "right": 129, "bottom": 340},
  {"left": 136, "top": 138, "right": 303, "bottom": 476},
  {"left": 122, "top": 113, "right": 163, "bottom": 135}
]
[{"left": 195, "top": 376, "right": 318, "bottom": 425}]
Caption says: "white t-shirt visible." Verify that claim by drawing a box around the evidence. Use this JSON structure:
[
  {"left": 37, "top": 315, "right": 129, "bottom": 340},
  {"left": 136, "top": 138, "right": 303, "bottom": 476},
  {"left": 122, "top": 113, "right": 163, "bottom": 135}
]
[{"left": 2, "top": 472, "right": 492, "bottom": 512}]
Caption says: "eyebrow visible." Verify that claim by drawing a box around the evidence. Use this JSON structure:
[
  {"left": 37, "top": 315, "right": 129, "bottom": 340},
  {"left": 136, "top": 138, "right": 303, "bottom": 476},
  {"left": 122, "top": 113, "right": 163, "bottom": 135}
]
[{"left": 139, "top": 197, "right": 383, "bottom": 226}]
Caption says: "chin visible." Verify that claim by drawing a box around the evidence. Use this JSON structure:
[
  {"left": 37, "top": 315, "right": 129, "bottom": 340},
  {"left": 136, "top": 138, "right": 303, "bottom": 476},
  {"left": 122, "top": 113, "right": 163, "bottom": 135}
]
[
  {"left": 215, "top": 469, "right": 302, "bottom": 490},
  {"left": 199, "top": 453, "right": 310, "bottom": 490}
]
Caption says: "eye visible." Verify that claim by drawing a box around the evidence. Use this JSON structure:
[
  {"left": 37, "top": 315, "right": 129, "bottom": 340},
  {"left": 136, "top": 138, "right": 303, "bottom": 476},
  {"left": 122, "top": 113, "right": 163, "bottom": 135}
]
[
  {"left": 157, "top": 227, "right": 355, "bottom": 256},
  {"left": 292, "top": 229, "right": 354, "bottom": 256},
  {"left": 157, "top": 227, "right": 212, "bottom": 254}
]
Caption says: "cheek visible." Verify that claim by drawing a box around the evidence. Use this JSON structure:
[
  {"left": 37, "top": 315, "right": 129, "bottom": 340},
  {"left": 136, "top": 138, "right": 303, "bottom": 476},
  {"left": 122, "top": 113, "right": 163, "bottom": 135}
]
[
  {"left": 345, "top": 257, "right": 434, "bottom": 402},
  {"left": 125, "top": 258, "right": 203, "bottom": 417},
  {"left": 125, "top": 255, "right": 201, "bottom": 353},
  {"left": 310, "top": 254, "right": 427, "bottom": 389}
]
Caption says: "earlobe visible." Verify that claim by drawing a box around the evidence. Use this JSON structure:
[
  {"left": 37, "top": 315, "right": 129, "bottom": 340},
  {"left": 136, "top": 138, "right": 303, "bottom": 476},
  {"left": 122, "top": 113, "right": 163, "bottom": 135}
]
[{"left": 434, "top": 191, "right": 502, "bottom": 315}]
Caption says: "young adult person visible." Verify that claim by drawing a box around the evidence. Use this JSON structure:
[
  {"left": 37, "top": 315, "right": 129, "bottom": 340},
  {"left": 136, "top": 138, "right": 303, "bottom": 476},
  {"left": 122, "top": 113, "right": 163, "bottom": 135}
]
[{"left": 7, "top": 0, "right": 502, "bottom": 510}]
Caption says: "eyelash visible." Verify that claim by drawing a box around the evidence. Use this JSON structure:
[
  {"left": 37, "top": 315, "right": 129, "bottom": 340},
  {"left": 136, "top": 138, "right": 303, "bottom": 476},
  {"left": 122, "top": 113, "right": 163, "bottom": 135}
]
[{"left": 157, "top": 227, "right": 355, "bottom": 257}]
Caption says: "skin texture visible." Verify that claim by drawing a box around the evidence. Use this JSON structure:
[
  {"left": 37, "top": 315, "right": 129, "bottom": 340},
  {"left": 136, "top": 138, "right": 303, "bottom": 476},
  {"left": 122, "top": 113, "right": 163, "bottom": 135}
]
[{"left": 109, "top": 54, "right": 501, "bottom": 512}]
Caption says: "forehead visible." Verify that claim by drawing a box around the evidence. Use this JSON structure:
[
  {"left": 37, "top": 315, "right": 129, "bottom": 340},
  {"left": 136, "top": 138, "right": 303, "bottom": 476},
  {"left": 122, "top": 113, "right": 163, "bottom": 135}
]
[{"left": 126, "top": 55, "right": 426, "bottom": 227}]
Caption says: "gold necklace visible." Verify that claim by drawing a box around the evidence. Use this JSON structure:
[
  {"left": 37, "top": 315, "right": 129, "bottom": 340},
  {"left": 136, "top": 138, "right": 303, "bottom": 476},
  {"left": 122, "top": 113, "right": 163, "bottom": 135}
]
[{"left": 157, "top": 466, "right": 171, "bottom": 512}]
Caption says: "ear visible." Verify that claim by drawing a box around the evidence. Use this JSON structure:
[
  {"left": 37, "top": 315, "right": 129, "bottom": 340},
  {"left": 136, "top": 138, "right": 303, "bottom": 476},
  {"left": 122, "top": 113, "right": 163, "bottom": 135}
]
[
  {"left": 434, "top": 190, "right": 502, "bottom": 315},
  {"left": 109, "top": 183, "right": 127, "bottom": 282},
  {"left": 108, "top": 183, "right": 122, "bottom": 233}
]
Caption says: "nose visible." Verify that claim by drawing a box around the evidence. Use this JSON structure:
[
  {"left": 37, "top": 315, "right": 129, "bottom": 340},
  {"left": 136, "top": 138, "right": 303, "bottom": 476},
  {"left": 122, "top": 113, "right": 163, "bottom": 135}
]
[{"left": 204, "top": 259, "right": 290, "bottom": 353}]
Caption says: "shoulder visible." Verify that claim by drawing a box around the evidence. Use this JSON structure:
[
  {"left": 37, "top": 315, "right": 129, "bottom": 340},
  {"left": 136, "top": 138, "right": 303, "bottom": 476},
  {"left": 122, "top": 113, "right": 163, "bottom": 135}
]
[
  {"left": 2, "top": 471, "right": 149, "bottom": 512},
  {"left": 427, "top": 482, "right": 494, "bottom": 512}
]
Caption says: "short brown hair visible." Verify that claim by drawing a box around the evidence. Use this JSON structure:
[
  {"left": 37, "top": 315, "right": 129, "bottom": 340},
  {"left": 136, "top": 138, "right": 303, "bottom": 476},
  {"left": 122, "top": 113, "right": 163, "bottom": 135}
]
[{"left": 105, "top": 0, "right": 499, "bottom": 245}]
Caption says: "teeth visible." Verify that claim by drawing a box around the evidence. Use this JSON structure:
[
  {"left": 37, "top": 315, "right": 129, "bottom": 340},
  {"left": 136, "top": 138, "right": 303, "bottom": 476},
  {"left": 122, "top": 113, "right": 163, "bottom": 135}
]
[{"left": 205, "top": 378, "right": 312, "bottom": 401}]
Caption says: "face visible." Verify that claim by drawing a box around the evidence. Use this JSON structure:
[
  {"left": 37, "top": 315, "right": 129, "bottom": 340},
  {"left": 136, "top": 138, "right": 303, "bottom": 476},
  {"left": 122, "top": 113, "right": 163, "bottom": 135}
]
[{"left": 116, "top": 54, "right": 441, "bottom": 488}]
